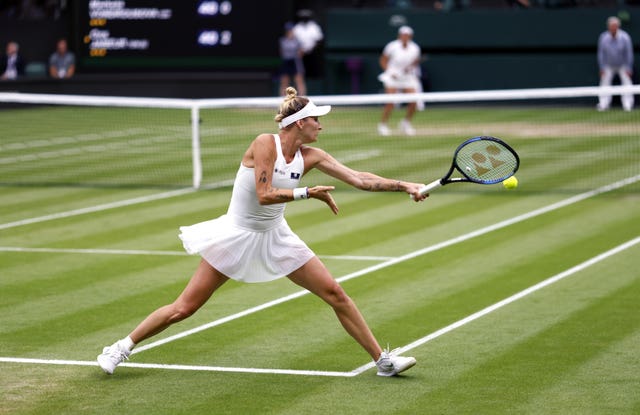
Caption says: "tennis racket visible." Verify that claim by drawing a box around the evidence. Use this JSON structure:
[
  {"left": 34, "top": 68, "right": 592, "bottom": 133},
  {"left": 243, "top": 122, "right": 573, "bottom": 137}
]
[{"left": 416, "top": 136, "right": 520, "bottom": 197}]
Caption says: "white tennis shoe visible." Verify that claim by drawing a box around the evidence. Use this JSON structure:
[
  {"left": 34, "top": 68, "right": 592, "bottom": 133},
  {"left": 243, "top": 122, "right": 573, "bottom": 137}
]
[
  {"left": 375, "top": 348, "right": 416, "bottom": 377},
  {"left": 97, "top": 341, "right": 130, "bottom": 374},
  {"left": 399, "top": 119, "right": 416, "bottom": 136},
  {"left": 377, "top": 123, "right": 392, "bottom": 136}
]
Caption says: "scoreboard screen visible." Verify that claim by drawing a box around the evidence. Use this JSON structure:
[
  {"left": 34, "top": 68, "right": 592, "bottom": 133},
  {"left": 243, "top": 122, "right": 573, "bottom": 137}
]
[{"left": 75, "top": 1, "right": 284, "bottom": 71}]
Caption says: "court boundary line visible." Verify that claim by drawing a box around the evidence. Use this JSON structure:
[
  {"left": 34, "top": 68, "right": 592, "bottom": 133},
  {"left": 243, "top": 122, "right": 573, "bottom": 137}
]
[
  {"left": 350, "top": 235, "right": 640, "bottom": 375},
  {"left": 1, "top": 234, "right": 636, "bottom": 377},
  {"left": 0, "top": 179, "right": 233, "bottom": 231}
]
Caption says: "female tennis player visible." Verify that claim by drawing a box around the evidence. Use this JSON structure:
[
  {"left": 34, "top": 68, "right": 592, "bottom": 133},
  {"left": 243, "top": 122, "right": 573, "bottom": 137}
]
[{"left": 98, "top": 87, "right": 427, "bottom": 377}]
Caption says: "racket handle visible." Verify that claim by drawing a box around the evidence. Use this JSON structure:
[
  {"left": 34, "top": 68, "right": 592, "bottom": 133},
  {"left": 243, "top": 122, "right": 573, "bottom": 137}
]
[
  {"left": 411, "top": 179, "right": 442, "bottom": 200},
  {"left": 419, "top": 179, "right": 443, "bottom": 195}
]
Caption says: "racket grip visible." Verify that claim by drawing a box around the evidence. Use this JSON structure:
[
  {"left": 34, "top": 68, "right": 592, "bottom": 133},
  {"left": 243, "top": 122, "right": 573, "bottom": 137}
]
[
  {"left": 419, "top": 179, "right": 443, "bottom": 195},
  {"left": 411, "top": 179, "right": 442, "bottom": 200}
]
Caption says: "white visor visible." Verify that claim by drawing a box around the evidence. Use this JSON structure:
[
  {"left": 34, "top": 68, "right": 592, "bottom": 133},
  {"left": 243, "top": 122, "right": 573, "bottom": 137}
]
[{"left": 278, "top": 101, "right": 332, "bottom": 129}]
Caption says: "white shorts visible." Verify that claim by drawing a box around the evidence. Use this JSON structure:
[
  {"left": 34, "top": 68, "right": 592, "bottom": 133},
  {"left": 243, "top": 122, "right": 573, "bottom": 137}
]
[{"left": 179, "top": 214, "right": 315, "bottom": 283}]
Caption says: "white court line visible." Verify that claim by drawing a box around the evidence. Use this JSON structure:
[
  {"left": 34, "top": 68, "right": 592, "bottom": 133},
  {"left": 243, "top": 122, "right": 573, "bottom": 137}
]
[
  {"left": 0, "top": 188, "right": 195, "bottom": 230},
  {"left": 133, "top": 174, "right": 640, "bottom": 354},
  {"left": 0, "top": 128, "right": 148, "bottom": 152},
  {"left": 0, "top": 150, "right": 382, "bottom": 231},
  {"left": 0, "top": 179, "right": 234, "bottom": 231},
  {"left": 351, "top": 235, "right": 640, "bottom": 375},
  {"left": 0, "top": 247, "right": 187, "bottom": 256},
  {"left": 0, "top": 357, "right": 354, "bottom": 378},
  {"left": 0, "top": 247, "right": 394, "bottom": 262},
  {"left": 1, "top": 235, "right": 636, "bottom": 377}
]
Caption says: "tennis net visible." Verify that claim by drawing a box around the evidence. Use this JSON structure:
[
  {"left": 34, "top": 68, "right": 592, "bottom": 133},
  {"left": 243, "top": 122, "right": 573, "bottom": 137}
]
[{"left": 1, "top": 85, "right": 639, "bottom": 193}]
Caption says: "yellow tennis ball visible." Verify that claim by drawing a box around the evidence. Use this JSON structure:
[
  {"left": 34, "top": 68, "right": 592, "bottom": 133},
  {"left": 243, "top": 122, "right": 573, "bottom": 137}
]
[{"left": 503, "top": 176, "right": 518, "bottom": 190}]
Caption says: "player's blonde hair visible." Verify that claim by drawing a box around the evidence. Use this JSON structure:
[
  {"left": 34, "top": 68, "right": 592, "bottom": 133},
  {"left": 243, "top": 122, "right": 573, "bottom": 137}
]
[{"left": 274, "top": 87, "right": 309, "bottom": 125}]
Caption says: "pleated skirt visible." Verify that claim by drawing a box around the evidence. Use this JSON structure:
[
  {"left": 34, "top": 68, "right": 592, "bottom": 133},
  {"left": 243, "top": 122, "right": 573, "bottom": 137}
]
[{"left": 179, "top": 214, "right": 315, "bottom": 283}]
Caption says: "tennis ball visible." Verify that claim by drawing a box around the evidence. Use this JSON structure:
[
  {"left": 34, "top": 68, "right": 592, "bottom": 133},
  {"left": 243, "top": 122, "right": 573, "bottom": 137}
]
[{"left": 503, "top": 176, "right": 518, "bottom": 190}]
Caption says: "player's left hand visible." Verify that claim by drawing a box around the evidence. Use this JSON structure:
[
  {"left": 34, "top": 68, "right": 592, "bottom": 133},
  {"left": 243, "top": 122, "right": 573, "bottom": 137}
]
[{"left": 308, "top": 185, "right": 339, "bottom": 214}]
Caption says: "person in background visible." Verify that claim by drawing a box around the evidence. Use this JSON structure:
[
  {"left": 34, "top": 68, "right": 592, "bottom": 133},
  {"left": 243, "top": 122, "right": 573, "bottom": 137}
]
[
  {"left": 97, "top": 87, "right": 425, "bottom": 378},
  {"left": 293, "top": 9, "right": 324, "bottom": 79},
  {"left": 48, "top": 38, "right": 75, "bottom": 79},
  {"left": 1, "top": 41, "right": 25, "bottom": 80},
  {"left": 279, "top": 21, "right": 306, "bottom": 96},
  {"left": 377, "top": 25, "right": 422, "bottom": 136},
  {"left": 597, "top": 16, "right": 634, "bottom": 112}
]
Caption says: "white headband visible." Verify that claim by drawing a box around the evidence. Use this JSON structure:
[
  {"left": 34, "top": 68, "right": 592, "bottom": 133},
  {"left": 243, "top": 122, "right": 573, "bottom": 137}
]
[{"left": 278, "top": 101, "right": 331, "bottom": 129}]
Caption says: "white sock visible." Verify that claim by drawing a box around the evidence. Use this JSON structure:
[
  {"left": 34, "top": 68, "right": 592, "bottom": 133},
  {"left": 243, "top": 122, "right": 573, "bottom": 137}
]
[{"left": 120, "top": 336, "right": 136, "bottom": 352}]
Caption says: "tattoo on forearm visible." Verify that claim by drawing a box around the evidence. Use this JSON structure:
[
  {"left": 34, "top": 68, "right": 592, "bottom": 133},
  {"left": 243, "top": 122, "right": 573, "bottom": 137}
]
[
  {"left": 359, "top": 174, "right": 402, "bottom": 192},
  {"left": 275, "top": 191, "right": 289, "bottom": 200}
]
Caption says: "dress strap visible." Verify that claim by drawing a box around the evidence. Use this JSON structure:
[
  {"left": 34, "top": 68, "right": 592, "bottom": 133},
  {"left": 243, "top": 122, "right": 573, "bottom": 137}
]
[{"left": 273, "top": 134, "right": 282, "bottom": 159}]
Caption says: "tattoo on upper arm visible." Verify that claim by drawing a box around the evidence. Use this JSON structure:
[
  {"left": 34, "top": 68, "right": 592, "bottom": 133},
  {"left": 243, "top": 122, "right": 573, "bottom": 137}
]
[{"left": 259, "top": 171, "right": 268, "bottom": 184}]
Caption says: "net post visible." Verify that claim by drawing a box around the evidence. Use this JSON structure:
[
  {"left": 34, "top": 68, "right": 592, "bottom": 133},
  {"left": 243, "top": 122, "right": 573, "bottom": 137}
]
[{"left": 190, "top": 105, "right": 202, "bottom": 189}]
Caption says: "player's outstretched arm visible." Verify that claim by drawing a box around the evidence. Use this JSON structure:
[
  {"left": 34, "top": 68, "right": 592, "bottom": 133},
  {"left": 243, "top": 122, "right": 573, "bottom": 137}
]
[{"left": 303, "top": 147, "right": 427, "bottom": 201}]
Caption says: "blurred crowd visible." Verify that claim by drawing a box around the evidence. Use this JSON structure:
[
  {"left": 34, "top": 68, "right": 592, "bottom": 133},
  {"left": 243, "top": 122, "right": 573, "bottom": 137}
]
[{"left": 0, "top": 0, "right": 65, "bottom": 19}]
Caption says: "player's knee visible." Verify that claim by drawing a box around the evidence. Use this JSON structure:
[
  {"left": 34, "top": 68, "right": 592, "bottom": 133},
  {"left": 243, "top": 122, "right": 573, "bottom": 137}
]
[
  {"left": 169, "top": 302, "right": 199, "bottom": 323},
  {"left": 325, "top": 283, "right": 351, "bottom": 308}
]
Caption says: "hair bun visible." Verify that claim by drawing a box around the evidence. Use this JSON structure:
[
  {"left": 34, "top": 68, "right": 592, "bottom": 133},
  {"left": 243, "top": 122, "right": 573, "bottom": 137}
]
[{"left": 285, "top": 87, "right": 298, "bottom": 101}]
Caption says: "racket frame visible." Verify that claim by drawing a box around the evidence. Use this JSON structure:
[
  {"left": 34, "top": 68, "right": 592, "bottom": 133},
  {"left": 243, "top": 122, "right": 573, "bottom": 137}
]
[{"left": 417, "top": 136, "right": 520, "bottom": 196}]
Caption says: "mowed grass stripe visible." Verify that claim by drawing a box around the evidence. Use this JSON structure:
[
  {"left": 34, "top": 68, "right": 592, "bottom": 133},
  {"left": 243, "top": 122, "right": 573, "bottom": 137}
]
[
  {"left": 365, "top": 246, "right": 640, "bottom": 415},
  {"left": 0, "top": 188, "right": 229, "bottom": 245},
  {"left": 422, "top": 275, "right": 640, "bottom": 414},
  {"left": 519, "top": 326, "right": 640, "bottom": 414},
  {"left": 328, "top": 197, "right": 639, "bottom": 343},
  {"left": 513, "top": 136, "right": 640, "bottom": 192},
  {"left": 4, "top": 143, "right": 193, "bottom": 187},
  {"left": 0, "top": 187, "right": 169, "bottom": 224},
  {"left": 3, "top": 189, "right": 628, "bottom": 338},
  {"left": 0, "top": 254, "right": 190, "bottom": 334}
]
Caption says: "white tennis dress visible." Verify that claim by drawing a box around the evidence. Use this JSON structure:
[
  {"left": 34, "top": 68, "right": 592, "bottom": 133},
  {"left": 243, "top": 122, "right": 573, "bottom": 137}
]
[
  {"left": 378, "top": 39, "right": 421, "bottom": 90},
  {"left": 179, "top": 134, "right": 315, "bottom": 283}
]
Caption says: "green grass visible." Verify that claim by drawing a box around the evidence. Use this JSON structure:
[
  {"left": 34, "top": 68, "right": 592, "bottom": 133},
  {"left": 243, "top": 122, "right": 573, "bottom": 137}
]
[{"left": 1, "top": 104, "right": 639, "bottom": 414}]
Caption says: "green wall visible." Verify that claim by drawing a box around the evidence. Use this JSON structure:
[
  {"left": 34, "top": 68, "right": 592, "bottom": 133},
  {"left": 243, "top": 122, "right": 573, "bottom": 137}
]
[{"left": 324, "top": 7, "right": 640, "bottom": 93}]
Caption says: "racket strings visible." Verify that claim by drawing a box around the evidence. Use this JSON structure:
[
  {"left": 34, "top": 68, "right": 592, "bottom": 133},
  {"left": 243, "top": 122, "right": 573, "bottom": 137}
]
[{"left": 455, "top": 140, "right": 518, "bottom": 183}]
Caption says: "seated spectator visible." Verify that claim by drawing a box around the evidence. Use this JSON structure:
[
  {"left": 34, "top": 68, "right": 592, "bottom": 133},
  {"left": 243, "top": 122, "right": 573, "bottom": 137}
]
[
  {"left": 1, "top": 41, "right": 25, "bottom": 80},
  {"left": 49, "top": 38, "right": 75, "bottom": 79}
]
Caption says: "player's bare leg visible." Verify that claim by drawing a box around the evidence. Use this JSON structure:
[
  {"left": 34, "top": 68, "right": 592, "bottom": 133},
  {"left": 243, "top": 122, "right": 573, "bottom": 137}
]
[
  {"left": 378, "top": 87, "right": 398, "bottom": 136},
  {"left": 288, "top": 256, "right": 382, "bottom": 360},
  {"left": 98, "top": 259, "right": 228, "bottom": 374},
  {"left": 288, "top": 256, "right": 416, "bottom": 376},
  {"left": 130, "top": 259, "right": 229, "bottom": 343}
]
